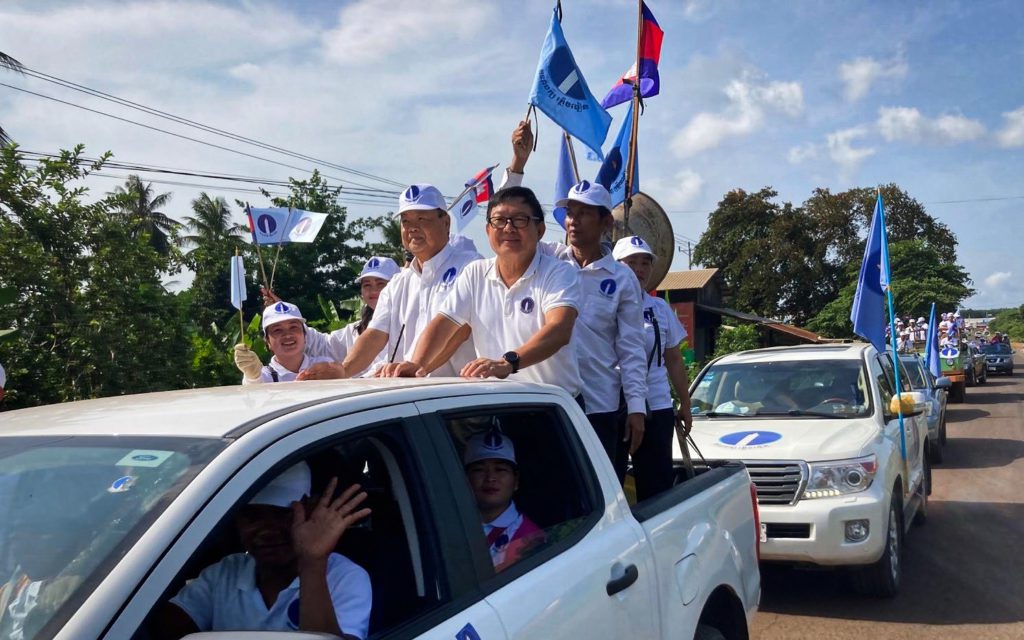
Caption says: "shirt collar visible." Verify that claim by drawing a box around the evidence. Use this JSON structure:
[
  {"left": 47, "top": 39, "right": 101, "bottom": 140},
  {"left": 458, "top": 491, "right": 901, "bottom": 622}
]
[
  {"left": 483, "top": 501, "right": 520, "bottom": 531},
  {"left": 236, "top": 554, "right": 301, "bottom": 592},
  {"left": 486, "top": 250, "right": 542, "bottom": 286},
  {"left": 416, "top": 243, "right": 454, "bottom": 279},
  {"left": 567, "top": 246, "right": 614, "bottom": 272}
]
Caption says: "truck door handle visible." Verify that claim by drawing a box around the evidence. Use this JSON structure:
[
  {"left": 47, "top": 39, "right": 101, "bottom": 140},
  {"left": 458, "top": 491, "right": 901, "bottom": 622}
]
[{"left": 606, "top": 564, "right": 639, "bottom": 596}]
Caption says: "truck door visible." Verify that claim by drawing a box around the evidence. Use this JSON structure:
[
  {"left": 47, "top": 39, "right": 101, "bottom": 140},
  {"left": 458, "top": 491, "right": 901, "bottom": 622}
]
[
  {"left": 416, "top": 393, "right": 660, "bottom": 640},
  {"left": 877, "top": 354, "right": 924, "bottom": 497}
]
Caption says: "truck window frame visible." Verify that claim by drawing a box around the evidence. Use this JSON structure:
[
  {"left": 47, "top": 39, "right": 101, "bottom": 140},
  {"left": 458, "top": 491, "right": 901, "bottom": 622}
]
[{"left": 420, "top": 402, "right": 605, "bottom": 595}]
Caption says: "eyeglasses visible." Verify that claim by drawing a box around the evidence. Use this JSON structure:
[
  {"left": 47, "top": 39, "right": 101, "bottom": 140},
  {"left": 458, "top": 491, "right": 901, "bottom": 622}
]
[{"left": 486, "top": 216, "right": 535, "bottom": 229}]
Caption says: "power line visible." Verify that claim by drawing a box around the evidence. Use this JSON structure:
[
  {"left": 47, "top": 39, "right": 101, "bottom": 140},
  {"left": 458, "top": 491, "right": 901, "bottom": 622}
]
[
  {"left": 16, "top": 66, "right": 409, "bottom": 189},
  {"left": 0, "top": 82, "right": 401, "bottom": 194}
]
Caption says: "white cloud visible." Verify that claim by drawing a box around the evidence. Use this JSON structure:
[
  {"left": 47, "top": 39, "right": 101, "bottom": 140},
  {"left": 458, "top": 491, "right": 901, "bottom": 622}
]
[
  {"left": 321, "top": 0, "right": 494, "bottom": 66},
  {"left": 647, "top": 169, "right": 705, "bottom": 209},
  {"left": 682, "top": 0, "right": 717, "bottom": 22},
  {"left": 827, "top": 126, "right": 876, "bottom": 176},
  {"left": 984, "top": 271, "right": 1012, "bottom": 289},
  {"left": 876, "top": 106, "right": 985, "bottom": 144},
  {"left": 995, "top": 106, "right": 1024, "bottom": 148},
  {"left": 671, "top": 77, "right": 804, "bottom": 157},
  {"left": 839, "top": 55, "right": 908, "bottom": 102},
  {"left": 787, "top": 143, "right": 819, "bottom": 164}
]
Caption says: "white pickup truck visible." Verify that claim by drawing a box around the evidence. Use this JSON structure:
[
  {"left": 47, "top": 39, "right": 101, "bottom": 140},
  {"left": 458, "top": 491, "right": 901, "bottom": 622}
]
[
  {"left": 0, "top": 378, "right": 760, "bottom": 640},
  {"left": 683, "top": 343, "right": 929, "bottom": 597}
]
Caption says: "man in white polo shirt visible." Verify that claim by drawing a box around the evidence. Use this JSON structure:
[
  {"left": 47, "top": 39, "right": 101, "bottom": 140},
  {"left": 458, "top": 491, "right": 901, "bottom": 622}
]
[
  {"left": 379, "top": 186, "right": 583, "bottom": 402},
  {"left": 159, "top": 463, "right": 372, "bottom": 639},
  {"left": 299, "top": 184, "right": 481, "bottom": 380}
]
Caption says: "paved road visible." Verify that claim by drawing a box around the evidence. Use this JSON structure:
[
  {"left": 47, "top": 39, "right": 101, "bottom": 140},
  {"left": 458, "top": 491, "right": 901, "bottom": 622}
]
[{"left": 752, "top": 350, "right": 1024, "bottom": 640}]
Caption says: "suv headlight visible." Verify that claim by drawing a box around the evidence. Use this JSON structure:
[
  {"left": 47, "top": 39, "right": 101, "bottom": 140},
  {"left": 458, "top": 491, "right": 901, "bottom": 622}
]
[{"left": 802, "top": 455, "right": 877, "bottom": 500}]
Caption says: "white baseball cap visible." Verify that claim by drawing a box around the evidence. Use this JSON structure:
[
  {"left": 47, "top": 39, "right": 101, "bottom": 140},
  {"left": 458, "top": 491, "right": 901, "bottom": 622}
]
[
  {"left": 917, "top": 317, "right": 926, "bottom": 323},
  {"left": 612, "top": 235, "right": 656, "bottom": 261},
  {"left": 398, "top": 184, "right": 447, "bottom": 214},
  {"left": 555, "top": 180, "right": 613, "bottom": 211},
  {"left": 249, "top": 462, "right": 311, "bottom": 508},
  {"left": 463, "top": 430, "right": 517, "bottom": 467},
  {"left": 262, "top": 301, "right": 306, "bottom": 332},
  {"left": 357, "top": 256, "right": 400, "bottom": 282}
]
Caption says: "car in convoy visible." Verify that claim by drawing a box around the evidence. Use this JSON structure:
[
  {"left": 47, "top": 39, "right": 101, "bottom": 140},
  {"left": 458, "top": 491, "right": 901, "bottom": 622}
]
[
  {"left": 899, "top": 353, "right": 950, "bottom": 464},
  {"left": 0, "top": 378, "right": 760, "bottom": 640},
  {"left": 683, "top": 343, "right": 929, "bottom": 597},
  {"left": 938, "top": 339, "right": 970, "bottom": 403},
  {"left": 980, "top": 342, "right": 1015, "bottom": 376},
  {"left": 963, "top": 343, "right": 988, "bottom": 387}
]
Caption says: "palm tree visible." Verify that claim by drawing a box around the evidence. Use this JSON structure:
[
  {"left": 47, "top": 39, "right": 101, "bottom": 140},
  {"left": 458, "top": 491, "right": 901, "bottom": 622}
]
[
  {"left": 109, "top": 175, "right": 180, "bottom": 256},
  {"left": 1, "top": 52, "right": 25, "bottom": 145},
  {"left": 182, "top": 192, "right": 245, "bottom": 256}
]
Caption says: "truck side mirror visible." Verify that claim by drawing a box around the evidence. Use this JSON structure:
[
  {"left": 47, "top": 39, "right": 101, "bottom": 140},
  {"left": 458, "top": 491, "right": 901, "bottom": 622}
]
[
  {"left": 888, "top": 393, "right": 926, "bottom": 418},
  {"left": 934, "top": 377, "right": 952, "bottom": 389}
]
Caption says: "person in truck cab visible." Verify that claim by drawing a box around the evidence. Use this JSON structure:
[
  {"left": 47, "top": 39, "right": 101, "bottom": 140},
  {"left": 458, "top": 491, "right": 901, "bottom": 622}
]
[
  {"left": 157, "top": 463, "right": 373, "bottom": 639},
  {"left": 463, "top": 431, "right": 545, "bottom": 573}
]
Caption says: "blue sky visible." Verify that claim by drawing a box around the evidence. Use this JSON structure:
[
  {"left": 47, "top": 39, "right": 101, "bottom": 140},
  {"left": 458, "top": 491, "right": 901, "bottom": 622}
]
[{"left": 1, "top": 0, "right": 1021, "bottom": 310}]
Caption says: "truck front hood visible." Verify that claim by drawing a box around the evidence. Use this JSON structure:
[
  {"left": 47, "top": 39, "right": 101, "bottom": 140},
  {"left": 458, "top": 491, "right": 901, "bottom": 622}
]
[{"left": 688, "top": 418, "right": 878, "bottom": 462}]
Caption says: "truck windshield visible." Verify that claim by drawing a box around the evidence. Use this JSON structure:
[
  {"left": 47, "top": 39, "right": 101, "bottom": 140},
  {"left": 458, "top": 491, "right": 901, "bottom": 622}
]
[
  {"left": 980, "top": 343, "right": 1011, "bottom": 355},
  {"left": 691, "top": 359, "right": 870, "bottom": 418},
  {"left": 0, "top": 436, "right": 224, "bottom": 639}
]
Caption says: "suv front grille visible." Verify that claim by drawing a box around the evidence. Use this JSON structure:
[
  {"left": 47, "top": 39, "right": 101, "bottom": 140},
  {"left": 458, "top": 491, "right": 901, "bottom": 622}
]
[{"left": 744, "top": 461, "right": 807, "bottom": 505}]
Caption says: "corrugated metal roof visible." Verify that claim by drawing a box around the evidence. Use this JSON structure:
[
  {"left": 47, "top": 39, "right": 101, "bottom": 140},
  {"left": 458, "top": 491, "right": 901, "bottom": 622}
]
[
  {"left": 656, "top": 268, "right": 720, "bottom": 291},
  {"left": 696, "top": 303, "right": 824, "bottom": 343}
]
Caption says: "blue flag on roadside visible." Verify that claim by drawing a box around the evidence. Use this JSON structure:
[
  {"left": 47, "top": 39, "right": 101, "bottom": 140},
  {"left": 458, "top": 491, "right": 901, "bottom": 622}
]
[
  {"left": 925, "top": 302, "right": 940, "bottom": 378},
  {"left": 595, "top": 101, "right": 638, "bottom": 208},
  {"left": 529, "top": 7, "right": 611, "bottom": 160},
  {"left": 850, "top": 194, "right": 887, "bottom": 352},
  {"left": 553, "top": 133, "right": 577, "bottom": 229}
]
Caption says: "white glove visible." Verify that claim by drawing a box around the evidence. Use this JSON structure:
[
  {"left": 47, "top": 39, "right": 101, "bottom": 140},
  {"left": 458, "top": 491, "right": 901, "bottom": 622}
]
[{"left": 233, "top": 344, "right": 264, "bottom": 381}]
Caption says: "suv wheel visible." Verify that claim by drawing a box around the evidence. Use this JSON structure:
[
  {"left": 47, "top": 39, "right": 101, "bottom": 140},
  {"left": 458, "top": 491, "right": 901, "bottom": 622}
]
[{"left": 851, "top": 491, "right": 903, "bottom": 597}]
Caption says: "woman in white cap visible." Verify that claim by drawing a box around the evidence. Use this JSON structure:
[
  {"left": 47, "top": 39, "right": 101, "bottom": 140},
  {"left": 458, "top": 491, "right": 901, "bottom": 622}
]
[
  {"left": 302, "top": 256, "right": 401, "bottom": 377},
  {"left": 613, "top": 235, "right": 694, "bottom": 501},
  {"left": 233, "top": 301, "right": 334, "bottom": 384}
]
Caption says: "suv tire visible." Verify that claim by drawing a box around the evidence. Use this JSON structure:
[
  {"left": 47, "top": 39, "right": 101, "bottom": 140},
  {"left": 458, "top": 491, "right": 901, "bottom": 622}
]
[{"left": 851, "top": 491, "right": 903, "bottom": 598}]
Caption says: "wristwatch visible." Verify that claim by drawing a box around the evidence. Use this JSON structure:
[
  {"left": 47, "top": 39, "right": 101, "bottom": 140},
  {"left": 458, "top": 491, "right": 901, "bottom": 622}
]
[{"left": 502, "top": 351, "right": 521, "bottom": 374}]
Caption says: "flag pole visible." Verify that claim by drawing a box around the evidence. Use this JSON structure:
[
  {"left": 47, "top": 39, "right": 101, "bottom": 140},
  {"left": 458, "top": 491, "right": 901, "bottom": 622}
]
[
  {"left": 563, "top": 131, "right": 580, "bottom": 182},
  {"left": 620, "top": 0, "right": 644, "bottom": 242},
  {"left": 246, "top": 203, "right": 271, "bottom": 290},
  {"left": 269, "top": 201, "right": 294, "bottom": 290},
  {"left": 878, "top": 188, "right": 911, "bottom": 485}
]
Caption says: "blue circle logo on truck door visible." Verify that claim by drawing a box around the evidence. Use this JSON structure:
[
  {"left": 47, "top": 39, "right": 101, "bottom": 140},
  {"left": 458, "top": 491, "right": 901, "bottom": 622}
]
[{"left": 719, "top": 431, "right": 783, "bottom": 448}]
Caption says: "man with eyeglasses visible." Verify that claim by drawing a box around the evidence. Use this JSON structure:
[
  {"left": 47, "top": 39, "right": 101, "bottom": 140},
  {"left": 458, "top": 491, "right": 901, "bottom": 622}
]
[
  {"left": 495, "top": 122, "right": 647, "bottom": 477},
  {"left": 298, "top": 184, "right": 481, "bottom": 379},
  {"left": 378, "top": 187, "right": 583, "bottom": 405}
]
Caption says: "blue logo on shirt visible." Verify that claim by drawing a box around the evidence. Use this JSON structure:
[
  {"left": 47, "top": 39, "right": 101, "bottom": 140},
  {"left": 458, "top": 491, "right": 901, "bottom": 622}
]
[
  {"left": 643, "top": 308, "right": 655, "bottom": 324},
  {"left": 520, "top": 297, "right": 535, "bottom": 314},
  {"left": 287, "top": 598, "right": 301, "bottom": 629},
  {"left": 718, "top": 431, "right": 783, "bottom": 448},
  {"left": 442, "top": 267, "right": 457, "bottom": 286},
  {"left": 599, "top": 278, "right": 616, "bottom": 296}
]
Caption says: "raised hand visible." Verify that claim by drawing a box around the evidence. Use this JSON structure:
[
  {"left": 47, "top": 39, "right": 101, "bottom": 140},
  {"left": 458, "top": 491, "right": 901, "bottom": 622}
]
[{"left": 291, "top": 479, "right": 371, "bottom": 567}]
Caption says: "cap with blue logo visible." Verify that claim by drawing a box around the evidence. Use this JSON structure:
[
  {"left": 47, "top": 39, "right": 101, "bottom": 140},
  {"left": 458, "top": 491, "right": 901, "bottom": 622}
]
[
  {"left": 262, "top": 301, "right": 306, "bottom": 332},
  {"left": 463, "top": 430, "right": 517, "bottom": 466},
  {"left": 612, "top": 235, "right": 656, "bottom": 261},
  {"left": 249, "top": 462, "right": 312, "bottom": 508},
  {"left": 398, "top": 183, "right": 448, "bottom": 215},
  {"left": 555, "top": 180, "right": 613, "bottom": 211},
  {"left": 357, "top": 256, "right": 401, "bottom": 283}
]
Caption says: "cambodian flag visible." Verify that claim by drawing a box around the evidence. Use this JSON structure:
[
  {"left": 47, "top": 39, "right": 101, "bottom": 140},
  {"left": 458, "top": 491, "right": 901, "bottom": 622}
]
[
  {"left": 466, "top": 164, "right": 498, "bottom": 204},
  {"left": 601, "top": 2, "right": 664, "bottom": 109}
]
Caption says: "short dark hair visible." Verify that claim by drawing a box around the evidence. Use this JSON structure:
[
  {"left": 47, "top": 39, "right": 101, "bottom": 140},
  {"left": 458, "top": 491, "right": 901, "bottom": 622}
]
[{"left": 487, "top": 186, "right": 545, "bottom": 222}]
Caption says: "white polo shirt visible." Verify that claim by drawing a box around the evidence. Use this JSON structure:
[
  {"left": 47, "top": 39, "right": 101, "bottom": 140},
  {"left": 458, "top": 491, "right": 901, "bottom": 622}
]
[
  {"left": 243, "top": 354, "right": 335, "bottom": 385},
  {"left": 438, "top": 250, "right": 583, "bottom": 397},
  {"left": 540, "top": 242, "right": 648, "bottom": 415},
  {"left": 170, "top": 552, "right": 371, "bottom": 638},
  {"left": 366, "top": 244, "right": 482, "bottom": 377},
  {"left": 305, "top": 322, "right": 386, "bottom": 378},
  {"left": 643, "top": 295, "right": 688, "bottom": 411}
]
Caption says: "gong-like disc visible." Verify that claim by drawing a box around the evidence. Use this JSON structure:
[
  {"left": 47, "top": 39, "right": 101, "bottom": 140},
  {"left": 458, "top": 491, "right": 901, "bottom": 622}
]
[{"left": 608, "top": 192, "right": 675, "bottom": 287}]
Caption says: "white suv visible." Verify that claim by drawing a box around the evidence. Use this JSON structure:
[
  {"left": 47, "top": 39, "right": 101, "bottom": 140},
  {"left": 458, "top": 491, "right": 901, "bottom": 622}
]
[{"left": 683, "top": 343, "right": 929, "bottom": 597}]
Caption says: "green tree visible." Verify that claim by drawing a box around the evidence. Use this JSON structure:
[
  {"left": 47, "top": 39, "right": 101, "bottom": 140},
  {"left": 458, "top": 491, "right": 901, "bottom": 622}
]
[
  {"left": 989, "top": 306, "right": 1024, "bottom": 342},
  {"left": 109, "top": 174, "right": 181, "bottom": 258},
  {"left": 0, "top": 145, "right": 191, "bottom": 408},
  {"left": 1, "top": 52, "right": 25, "bottom": 145},
  {"left": 252, "top": 171, "right": 394, "bottom": 314},
  {"left": 182, "top": 192, "right": 250, "bottom": 329},
  {"left": 379, "top": 216, "right": 406, "bottom": 263}
]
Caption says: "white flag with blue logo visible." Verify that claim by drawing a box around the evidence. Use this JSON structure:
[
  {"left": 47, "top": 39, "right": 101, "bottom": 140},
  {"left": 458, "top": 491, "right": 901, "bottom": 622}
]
[
  {"left": 286, "top": 210, "right": 328, "bottom": 243},
  {"left": 450, "top": 190, "right": 479, "bottom": 234},
  {"left": 248, "top": 207, "right": 328, "bottom": 245}
]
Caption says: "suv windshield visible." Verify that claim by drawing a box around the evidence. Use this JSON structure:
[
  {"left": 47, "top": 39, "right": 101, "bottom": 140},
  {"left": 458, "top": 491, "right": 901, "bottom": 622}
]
[
  {"left": 980, "top": 343, "right": 1012, "bottom": 355},
  {"left": 0, "top": 436, "right": 224, "bottom": 639},
  {"left": 691, "top": 359, "right": 871, "bottom": 418}
]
